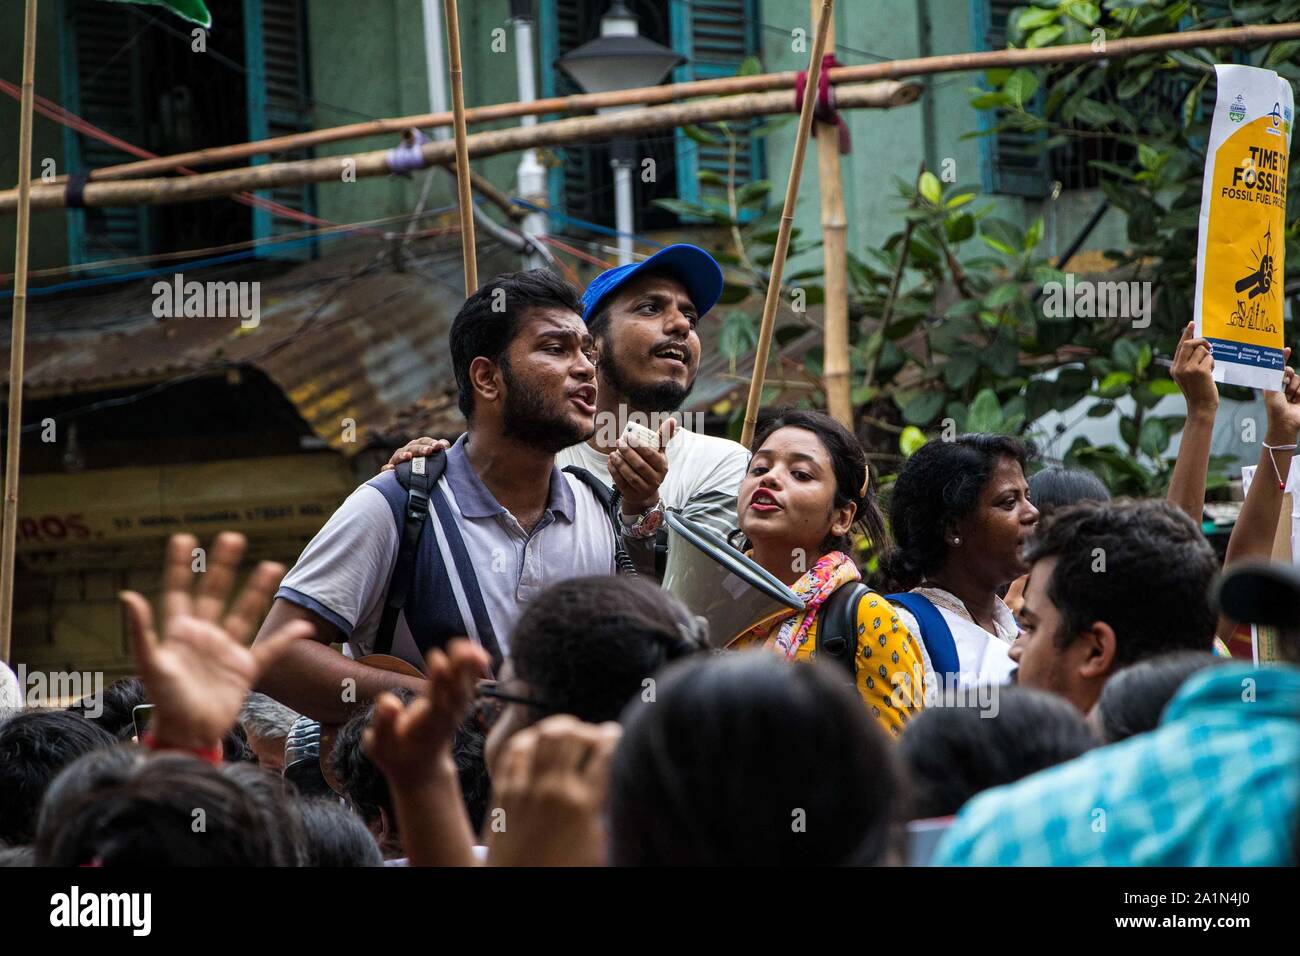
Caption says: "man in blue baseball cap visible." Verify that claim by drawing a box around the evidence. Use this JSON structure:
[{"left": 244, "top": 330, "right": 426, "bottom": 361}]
[{"left": 389, "top": 244, "right": 749, "bottom": 577}]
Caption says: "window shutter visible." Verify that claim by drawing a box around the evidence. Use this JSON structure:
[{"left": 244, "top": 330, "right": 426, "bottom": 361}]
[
  {"left": 59, "top": 0, "right": 152, "bottom": 267},
  {"left": 243, "top": 0, "right": 316, "bottom": 259},
  {"left": 972, "top": 0, "right": 1051, "bottom": 198},
  {"left": 671, "top": 0, "right": 765, "bottom": 217}
]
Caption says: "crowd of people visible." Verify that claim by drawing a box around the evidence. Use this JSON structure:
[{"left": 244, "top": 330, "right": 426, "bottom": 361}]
[{"left": 1, "top": 246, "right": 1298, "bottom": 867}]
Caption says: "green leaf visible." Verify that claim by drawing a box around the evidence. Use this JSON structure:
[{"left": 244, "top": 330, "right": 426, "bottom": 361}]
[
  {"left": 899, "top": 426, "right": 928, "bottom": 458},
  {"left": 898, "top": 390, "right": 945, "bottom": 425},
  {"left": 1148, "top": 379, "right": 1181, "bottom": 397},
  {"left": 1112, "top": 339, "right": 1141, "bottom": 374},
  {"left": 1139, "top": 417, "right": 1170, "bottom": 458},
  {"left": 680, "top": 125, "right": 722, "bottom": 145},
  {"left": 944, "top": 192, "right": 977, "bottom": 210},
  {"left": 984, "top": 282, "right": 1024, "bottom": 310},
  {"left": 1024, "top": 216, "right": 1044, "bottom": 251},
  {"left": 737, "top": 54, "right": 763, "bottom": 76},
  {"left": 943, "top": 355, "right": 979, "bottom": 388},
  {"left": 946, "top": 213, "right": 975, "bottom": 243},
  {"left": 736, "top": 180, "right": 772, "bottom": 206},
  {"left": 719, "top": 310, "right": 757, "bottom": 363},
  {"left": 918, "top": 171, "right": 943, "bottom": 205},
  {"left": 1087, "top": 401, "right": 1115, "bottom": 418},
  {"left": 1026, "top": 25, "right": 1065, "bottom": 49},
  {"left": 966, "top": 389, "right": 1003, "bottom": 433},
  {"left": 1017, "top": 6, "right": 1060, "bottom": 30},
  {"left": 99, "top": 0, "right": 211, "bottom": 27},
  {"left": 1098, "top": 371, "right": 1133, "bottom": 398},
  {"left": 1003, "top": 68, "right": 1041, "bottom": 107},
  {"left": 970, "top": 91, "right": 1010, "bottom": 110}
]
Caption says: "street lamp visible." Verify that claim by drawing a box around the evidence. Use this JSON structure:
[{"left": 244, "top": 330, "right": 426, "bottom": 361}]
[{"left": 558, "top": 1, "right": 683, "bottom": 264}]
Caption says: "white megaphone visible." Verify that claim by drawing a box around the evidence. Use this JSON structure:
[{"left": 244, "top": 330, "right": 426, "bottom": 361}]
[{"left": 662, "top": 510, "right": 803, "bottom": 648}]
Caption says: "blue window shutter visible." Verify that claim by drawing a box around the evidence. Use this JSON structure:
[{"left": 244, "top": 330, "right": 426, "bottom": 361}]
[
  {"left": 59, "top": 0, "right": 152, "bottom": 268},
  {"left": 243, "top": 0, "right": 316, "bottom": 260},
  {"left": 970, "top": 0, "right": 1050, "bottom": 198},
  {"left": 672, "top": 0, "right": 765, "bottom": 218}
]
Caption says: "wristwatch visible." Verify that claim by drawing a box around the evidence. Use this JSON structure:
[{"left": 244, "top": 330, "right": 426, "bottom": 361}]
[{"left": 620, "top": 499, "right": 666, "bottom": 539}]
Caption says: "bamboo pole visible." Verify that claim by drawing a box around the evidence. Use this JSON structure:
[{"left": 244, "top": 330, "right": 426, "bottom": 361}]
[
  {"left": 443, "top": 0, "right": 476, "bottom": 294},
  {"left": 2, "top": 0, "right": 38, "bottom": 664},
  {"left": 56, "top": 22, "right": 1300, "bottom": 184},
  {"left": 0, "top": 82, "right": 920, "bottom": 213},
  {"left": 741, "top": 0, "right": 835, "bottom": 449},
  {"left": 811, "top": 2, "right": 851, "bottom": 430}
]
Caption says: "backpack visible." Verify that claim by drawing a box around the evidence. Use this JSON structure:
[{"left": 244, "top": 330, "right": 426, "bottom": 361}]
[
  {"left": 374, "top": 454, "right": 631, "bottom": 659},
  {"left": 816, "top": 585, "right": 960, "bottom": 685}
]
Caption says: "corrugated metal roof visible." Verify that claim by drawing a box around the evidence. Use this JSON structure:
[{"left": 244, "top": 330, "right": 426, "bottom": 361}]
[{"left": 2, "top": 242, "right": 517, "bottom": 456}]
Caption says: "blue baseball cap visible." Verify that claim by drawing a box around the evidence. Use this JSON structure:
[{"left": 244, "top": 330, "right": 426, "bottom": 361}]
[{"left": 580, "top": 244, "right": 725, "bottom": 324}]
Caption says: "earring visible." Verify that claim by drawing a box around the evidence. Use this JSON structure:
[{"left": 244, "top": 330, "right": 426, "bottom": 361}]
[{"left": 951, "top": 536, "right": 962, "bottom": 546}]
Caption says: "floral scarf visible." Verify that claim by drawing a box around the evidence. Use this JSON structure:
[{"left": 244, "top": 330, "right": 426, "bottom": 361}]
[{"left": 733, "top": 551, "right": 861, "bottom": 660}]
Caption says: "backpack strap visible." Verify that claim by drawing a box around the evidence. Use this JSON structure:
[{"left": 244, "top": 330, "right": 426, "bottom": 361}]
[
  {"left": 375, "top": 455, "right": 445, "bottom": 657},
  {"left": 426, "top": 484, "right": 504, "bottom": 670},
  {"left": 561, "top": 464, "right": 638, "bottom": 576},
  {"left": 886, "top": 592, "right": 960, "bottom": 681},
  {"left": 817, "top": 582, "right": 869, "bottom": 678}
]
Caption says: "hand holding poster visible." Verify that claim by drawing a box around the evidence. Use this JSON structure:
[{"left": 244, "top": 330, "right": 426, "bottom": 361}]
[{"left": 1194, "top": 64, "right": 1294, "bottom": 391}]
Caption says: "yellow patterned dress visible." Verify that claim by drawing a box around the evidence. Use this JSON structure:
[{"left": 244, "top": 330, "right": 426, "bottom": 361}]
[{"left": 730, "top": 551, "right": 925, "bottom": 737}]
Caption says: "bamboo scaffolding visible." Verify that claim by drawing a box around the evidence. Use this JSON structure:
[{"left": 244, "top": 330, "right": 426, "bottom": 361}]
[
  {"left": 2, "top": 0, "right": 38, "bottom": 664},
  {"left": 443, "top": 0, "right": 476, "bottom": 295},
  {"left": 50, "top": 22, "right": 1300, "bottom": 185},
  {"left": 811, "top": 3, "right": 852, "bottom": 430},
  {"left": 0, "top": 81, "right": 921, "bottom": 213},
  {"left": 741, "top": 0, "right": 834, "bottom": 449}
]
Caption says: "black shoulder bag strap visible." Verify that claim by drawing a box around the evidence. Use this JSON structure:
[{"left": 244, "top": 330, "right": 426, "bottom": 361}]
[
  {"left": 374, "top": 454, "right": 445, "bottom": 657},
  {"left": 562, "top": 465, "right": 638, "bottom": 576},
  {"left": 817, "top": 582, "right": 869, "bottom": 679}
]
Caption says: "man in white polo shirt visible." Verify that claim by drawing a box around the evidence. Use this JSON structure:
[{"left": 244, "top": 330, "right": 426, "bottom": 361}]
[{"left": 253, "top": 270, "right": 640, "bottom": 723}]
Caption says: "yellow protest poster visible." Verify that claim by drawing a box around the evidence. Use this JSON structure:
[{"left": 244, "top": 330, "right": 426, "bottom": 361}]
[{"left": 1194, "top": 64, "right": 1294, "bottom": 391}]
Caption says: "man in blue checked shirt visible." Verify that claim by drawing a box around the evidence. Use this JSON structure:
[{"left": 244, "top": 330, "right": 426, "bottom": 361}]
[{"left": 935, "top": 560, "right": 1300, "bottom": 866}]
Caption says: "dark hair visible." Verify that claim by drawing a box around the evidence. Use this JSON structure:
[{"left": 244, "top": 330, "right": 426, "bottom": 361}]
[
  {"left": 222, "top": 762, "right": 308, "bottom": 865},
  {"left": 298, "top": 798, "right": 384, "bottom": 867},
  {"left": 450, "top": 269, "right": 583, "bottom": 419},
  {"left": 67, "top": 677, "right": 147, "bottom": 741},
  {"left": 0, "top": 709, "right": 116, "bottom": 845},
  {"left": 899, "top": 686, "right": 1097, "bottom": 818},
  {"left": 511, "top": 576, "right": 706, "bottom": 725},
  {"left": 0, "top": 844, "right": 34, "bottom": 866},
  {"left": 882, "top": 434, "right": 1031, "bottom": 589},
  {"left": 331, "top": 690, "right": 490, "bottom": 837},
  {"left": 1023, "top": 499, "right": 1218, "bottom": 667},
  {"left": 1028, "top": 466, "right": 1110, "bottom": 517},
  {"left": 733, "top": 409, "right": 887, "bottom": 557},
  {"left": 1095, "top": 651, "right": 1222, "bottom": 743},
  {"left": 35, "top": 750, "right": 279, "bottom": 866},
  {"left": 222, "top": 720, "right": 255, "bottom": 764},
  {"left": 607, "top": 653, "right": 902, "bottom": 865}
]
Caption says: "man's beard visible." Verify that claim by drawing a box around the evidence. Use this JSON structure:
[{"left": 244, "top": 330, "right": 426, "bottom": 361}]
[
  {"left": 602, "top": 349, "right": 694, "bottom": 412},
  {"left": 499, "top": 361, "right": 593, "bottom": 453}
]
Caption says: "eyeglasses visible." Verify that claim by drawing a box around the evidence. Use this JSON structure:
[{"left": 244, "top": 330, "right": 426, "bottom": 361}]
[{"left": 473, "top": 679, "right": 556, "bottom": 733}]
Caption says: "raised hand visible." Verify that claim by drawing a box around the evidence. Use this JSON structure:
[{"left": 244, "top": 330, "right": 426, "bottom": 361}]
[
  {"left": 609, "top": 417, "right": 676, "bottom": 515},
  {"left": 364, "top": 639, "right": 491, "bottom": 788},
  {"left": 485, "top": 715, "right": 622, "bottom": 867},
  {"left": 381, "top": 436, "right": 451, "bottom": 474},
  {"left": 120, "top": 532, "right": 313, "bottom": 751},
  {"left": 1170, "top": 321, "right": 1218, "bottom": 414},
  {"left": 1263, "top": 348, "right": 1300, "bottom": 443}
]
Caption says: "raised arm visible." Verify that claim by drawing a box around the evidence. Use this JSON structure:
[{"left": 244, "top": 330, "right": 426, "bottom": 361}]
[{"left": 1166, "top": 322, "right": 1220, "bottom": 523}]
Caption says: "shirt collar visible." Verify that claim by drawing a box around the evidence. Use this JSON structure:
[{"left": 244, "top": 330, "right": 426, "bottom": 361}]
[
  {"left": 1163, "top": 662, "right": 1300, "bottom": 725},
  {"left": 444, "top": 435, "right": 576, "bottom": 522}
]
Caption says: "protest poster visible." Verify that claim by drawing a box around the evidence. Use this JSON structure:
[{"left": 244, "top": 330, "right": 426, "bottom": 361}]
[{"left": 1194, "top": 64, "right": 1294, "bottom": 391}]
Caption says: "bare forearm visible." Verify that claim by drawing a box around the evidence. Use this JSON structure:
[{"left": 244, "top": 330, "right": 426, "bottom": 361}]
[
  {"left": 1167, "top": 408, "right": 1217, "bottom": 523},
  {"left": 392, "top": 762, "right": 479, "bottom": 867},
  {"left": 255, "top": 639, "right": 425, "bottom": 723},
  {"left": 1224, "top": 429, "right": 1294, "bottom": 568}
]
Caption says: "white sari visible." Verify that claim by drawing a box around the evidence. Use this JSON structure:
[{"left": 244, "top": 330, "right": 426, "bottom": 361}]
[{"left": 890, "top": 585, "right": 1017, "bottom": 697}]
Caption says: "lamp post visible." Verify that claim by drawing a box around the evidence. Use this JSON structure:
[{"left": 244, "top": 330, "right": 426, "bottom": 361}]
[{"left": 558, "top": 1, "right": 682, "bottom": 264}]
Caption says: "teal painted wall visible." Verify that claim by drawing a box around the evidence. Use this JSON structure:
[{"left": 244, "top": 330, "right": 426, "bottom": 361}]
[{"left": 0, "top": 0, "right": 69, "bottom": 275}]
